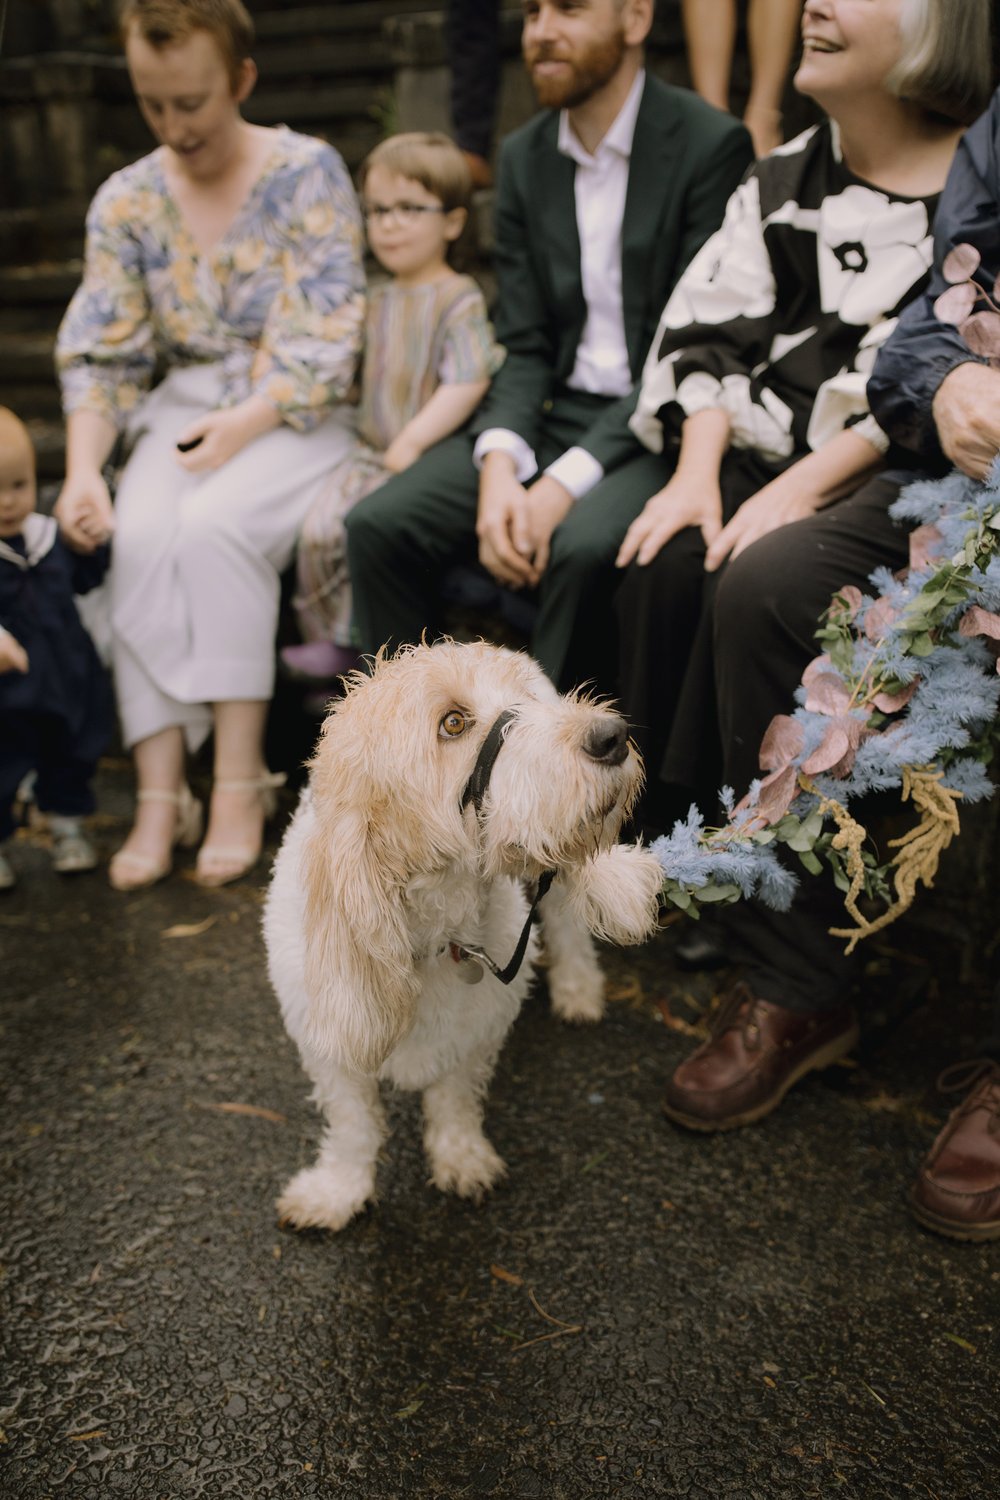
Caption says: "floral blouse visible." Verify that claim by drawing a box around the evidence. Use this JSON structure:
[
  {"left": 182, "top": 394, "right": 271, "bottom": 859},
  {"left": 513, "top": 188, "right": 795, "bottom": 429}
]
[
  {"left": 56, "top": 128, "right": 365, "bottom": 433},
  {"left": 631, "top": 122, "right": 939, "bottom": 463}
]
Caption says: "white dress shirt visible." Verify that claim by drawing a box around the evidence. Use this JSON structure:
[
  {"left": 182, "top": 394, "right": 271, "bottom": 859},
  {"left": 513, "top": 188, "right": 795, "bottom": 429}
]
[{"left": 474, "top": 70, "right": 645, "bottom": 500}]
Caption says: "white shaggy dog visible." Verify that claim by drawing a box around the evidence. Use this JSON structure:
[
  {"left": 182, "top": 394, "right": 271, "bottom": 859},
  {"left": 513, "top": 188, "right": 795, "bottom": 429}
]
[{"left": 264, "top": 641, "right": 662, "bottom": 1232}]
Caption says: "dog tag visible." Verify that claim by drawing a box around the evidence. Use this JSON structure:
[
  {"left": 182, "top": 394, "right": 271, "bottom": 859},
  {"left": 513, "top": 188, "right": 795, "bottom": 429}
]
[{"left": 455, "top": 955, "right": 484, "bottom": 985}]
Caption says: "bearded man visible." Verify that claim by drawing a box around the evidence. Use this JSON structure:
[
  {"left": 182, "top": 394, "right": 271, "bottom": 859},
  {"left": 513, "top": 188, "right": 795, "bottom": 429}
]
[{"left": 345, "top": 0, "right": 753, "bottom": 695}]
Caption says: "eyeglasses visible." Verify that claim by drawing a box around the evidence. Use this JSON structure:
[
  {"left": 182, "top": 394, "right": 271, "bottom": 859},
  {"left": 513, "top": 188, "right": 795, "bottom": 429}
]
[{"left": 363, "top": 202, "right": 447, "bottom": 227}]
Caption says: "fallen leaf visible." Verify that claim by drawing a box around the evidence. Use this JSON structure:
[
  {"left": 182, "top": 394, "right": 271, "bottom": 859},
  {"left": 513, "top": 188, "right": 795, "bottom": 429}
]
[
  {"left": 654, "top": 997, "right": 705, "bottom": 1038},
  {"left": 490, "top": 1264, "right": 524, "bottom": 1286},
  {"left": 161, "top": 916, "right": 218, "bottom": 939},
  {"left": 205, "top": 1101, "right": 287, "bottom": 1125}
]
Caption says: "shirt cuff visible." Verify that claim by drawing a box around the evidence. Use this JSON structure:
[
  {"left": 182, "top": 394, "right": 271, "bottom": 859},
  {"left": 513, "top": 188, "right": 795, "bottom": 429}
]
[
  {"left": 473, "top": 428, "right": 538, "bottom": 482},
  {"left": 544, "top": 446, "right": 606, "bottom": 501}
]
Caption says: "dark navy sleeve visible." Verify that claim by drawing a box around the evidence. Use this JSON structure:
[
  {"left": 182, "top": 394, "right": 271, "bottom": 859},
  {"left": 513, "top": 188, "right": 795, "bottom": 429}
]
[
  {"left": 868, "top": 90, "right": 1000, "bottom": 465},
  {"left": 69, "top": 539, "right": 111, "bottom": 595}
]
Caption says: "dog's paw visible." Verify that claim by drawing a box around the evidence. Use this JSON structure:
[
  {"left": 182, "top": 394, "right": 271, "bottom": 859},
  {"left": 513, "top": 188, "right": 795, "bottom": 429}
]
[
  {"left": 276, "top": 1163, "right": 374, "bottom": 1232},
  {"left": 427, "top": 1134, "right": 507, "bottom": 1202},
  {"left": 548, "top": 966, "right": 606, "bottom": 1024}
]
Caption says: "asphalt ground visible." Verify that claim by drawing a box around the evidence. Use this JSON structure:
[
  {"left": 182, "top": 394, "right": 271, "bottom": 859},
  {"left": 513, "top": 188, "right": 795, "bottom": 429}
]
[{"left": 1, "top": 755, "right": 999, "bottom": 1499}]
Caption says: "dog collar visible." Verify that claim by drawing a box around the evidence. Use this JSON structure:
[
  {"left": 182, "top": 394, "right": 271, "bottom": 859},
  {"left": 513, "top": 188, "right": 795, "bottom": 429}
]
[{"left": 456, "top": 708, "right": 555, "bottom": 986}]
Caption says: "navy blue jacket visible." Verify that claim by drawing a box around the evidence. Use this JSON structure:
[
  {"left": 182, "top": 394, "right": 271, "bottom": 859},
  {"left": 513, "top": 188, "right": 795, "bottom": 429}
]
[
  {"left": 0, "top": 517, "right": 112, "bottom": 760},
  {"left": 868, "top": 89, "right": 1000, "bottom": 466}
]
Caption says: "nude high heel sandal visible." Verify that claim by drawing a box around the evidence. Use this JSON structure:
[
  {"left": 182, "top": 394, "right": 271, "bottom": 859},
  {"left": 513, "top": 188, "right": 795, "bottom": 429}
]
[
  {"left": 108, "top": 784, "right": 204, "bottom": 892},
  {"left": 194, "top": 771, "right": 287, "bottom": 888}
]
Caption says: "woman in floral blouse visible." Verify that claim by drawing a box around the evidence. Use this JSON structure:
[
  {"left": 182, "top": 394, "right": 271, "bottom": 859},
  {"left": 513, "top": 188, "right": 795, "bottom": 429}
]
[{"left": 55, "top": 0, "right": 364, "bottom": 890}]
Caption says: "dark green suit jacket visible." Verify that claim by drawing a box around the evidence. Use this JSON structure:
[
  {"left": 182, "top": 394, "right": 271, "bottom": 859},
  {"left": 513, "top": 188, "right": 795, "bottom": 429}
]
[{"left": 471, "top": 73, "right": 754, "bottom": 474}]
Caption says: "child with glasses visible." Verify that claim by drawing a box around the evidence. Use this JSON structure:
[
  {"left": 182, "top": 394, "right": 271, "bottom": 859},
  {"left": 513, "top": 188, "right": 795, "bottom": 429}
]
[
  {"left": 0, "top": 408, "right": 113, "bottom": 889},
  {"left": 282, "top": 132, "right": 504, "bottom": 686}
]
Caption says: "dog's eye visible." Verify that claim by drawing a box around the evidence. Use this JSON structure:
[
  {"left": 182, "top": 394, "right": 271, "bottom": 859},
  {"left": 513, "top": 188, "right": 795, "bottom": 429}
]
[{"left": 439, "top": 710, "right": 468, "bottom": 738}]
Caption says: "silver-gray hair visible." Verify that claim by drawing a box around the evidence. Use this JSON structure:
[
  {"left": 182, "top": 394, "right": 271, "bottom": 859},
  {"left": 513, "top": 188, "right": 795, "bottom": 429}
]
[{"left": 888, "top": 0, "right": 993, "bottom": 127}]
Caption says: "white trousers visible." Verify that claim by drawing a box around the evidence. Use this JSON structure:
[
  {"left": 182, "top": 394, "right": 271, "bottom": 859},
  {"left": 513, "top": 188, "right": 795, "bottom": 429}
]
[{"left": 109, "top": 366, "right": 355, "bottom": 751}]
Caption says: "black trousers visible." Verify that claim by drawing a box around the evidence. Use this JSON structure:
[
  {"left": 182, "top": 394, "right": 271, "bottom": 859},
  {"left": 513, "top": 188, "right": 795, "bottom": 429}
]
[
  {"left": 617, "top": 470, "right": 913, "bottom": 1011},
  {"left": 0, "top": 712, "right": 98, "bottom": 842},
  {"left": 345, "top": 389, "right": 673, "bottom": 698}
]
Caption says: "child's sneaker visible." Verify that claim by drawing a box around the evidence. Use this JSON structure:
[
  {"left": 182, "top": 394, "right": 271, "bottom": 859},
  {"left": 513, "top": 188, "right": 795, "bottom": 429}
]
[
  {"left": 48, "top": 816, "right": 98, "bottom": 875},
  {"left": 0, "top": 846, "right": 15, "bottom": 890}
]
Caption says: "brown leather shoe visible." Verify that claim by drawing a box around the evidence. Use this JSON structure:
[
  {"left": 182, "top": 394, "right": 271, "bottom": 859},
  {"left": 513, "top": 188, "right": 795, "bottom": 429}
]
[
  {"left": 909, "top": 1060, "right": 1000, "bottom": 1241},
  {"left": 663, "top": 981, "right": 858, "bottom": 1131}
]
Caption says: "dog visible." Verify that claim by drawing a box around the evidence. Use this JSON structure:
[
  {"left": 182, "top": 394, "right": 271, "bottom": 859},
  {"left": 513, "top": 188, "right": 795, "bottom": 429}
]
[{"left": 263, "top": 640, "right": 663, "bottom": 1232}]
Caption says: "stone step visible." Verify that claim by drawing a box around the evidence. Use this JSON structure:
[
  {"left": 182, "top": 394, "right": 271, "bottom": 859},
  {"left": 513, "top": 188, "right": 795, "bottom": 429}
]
[
  {"left": 0, "top": 260, "right": 80, "bottom": 332},
  {"left": 250, "top": 2, "right": 434, "bottom": 42},
  {"left": 22, "top": 417, "right": 65, "bottom": 482}
]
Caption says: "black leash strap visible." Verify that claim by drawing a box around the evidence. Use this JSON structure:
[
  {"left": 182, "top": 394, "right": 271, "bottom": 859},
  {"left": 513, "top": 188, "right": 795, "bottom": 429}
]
[
  {"left": 461, "top": 708, "right": 519, "bottom": 814},
  {"left": 456, "top": 868, "right": 556, "bottom": 986},
  {"left": 457, "top": 708, "right": 556, "bottom": 985}
]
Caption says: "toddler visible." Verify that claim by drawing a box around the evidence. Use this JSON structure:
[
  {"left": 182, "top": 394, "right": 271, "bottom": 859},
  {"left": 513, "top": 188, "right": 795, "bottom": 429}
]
[
  {"left": 281, "top": 131, "right": 504, "bottom": 685},
  {"left": 0, "top": 408, "right": 112, "bottom": 888}
]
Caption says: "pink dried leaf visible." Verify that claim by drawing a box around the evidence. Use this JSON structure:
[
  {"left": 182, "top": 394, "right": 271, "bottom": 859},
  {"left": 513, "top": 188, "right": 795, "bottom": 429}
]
[
  {"left": 801, "top": 716, "right": 872, "bottom": 779},
  {"left": 759, "top": 714, "right": 804, "bottom": 772},
  {"left": 958, "top": 311, "right": 1000, "bottom": 358},
  {"left": 958, "top": 606, "right": 1000, "bottom": 640},
  {"left": 871, "top": 679, "right": 919, "bottom": 714},
  {"left": 801, "top": 721, "right": 854, "bottom": 776},
  {"left": 753, "top": 765, "right": 800, "bottom": 825},
  {"left": 835, "top": 585, "right": 863, "bottom": 618},
  {"left": 803, "top": 671, "right": 853, "bottom": 716},
  {"left": 864, "top": 595, "right": 898, "bottom": 643},
  {"left": 908, "top": 524, "right": 944, "bottom": 572},
  {"left": 802, "top": 655, "right": 833, "bottom": 686},
  {"left": 933, "top": 282, "right": 977, "bottom": 325},
  {"left": 942, "top": 243, "right": 981, "bottom": 283}
]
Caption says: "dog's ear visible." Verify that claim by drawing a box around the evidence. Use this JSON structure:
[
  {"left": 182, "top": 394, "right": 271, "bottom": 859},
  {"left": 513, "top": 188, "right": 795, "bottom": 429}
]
[
  {"left": 560, "top": 843, "right": 663, "bottom": 947},
  {"left": 300, "top": 726, "right": 419, "bottom": 1075}
]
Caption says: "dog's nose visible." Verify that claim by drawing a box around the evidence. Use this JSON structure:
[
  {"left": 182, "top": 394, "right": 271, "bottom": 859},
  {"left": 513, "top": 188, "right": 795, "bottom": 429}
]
[{"left": 582, "top": 715, "right": 629, "bottom": 766}]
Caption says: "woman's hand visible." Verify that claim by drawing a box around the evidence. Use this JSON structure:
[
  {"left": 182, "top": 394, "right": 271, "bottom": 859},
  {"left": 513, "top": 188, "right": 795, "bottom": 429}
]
[
  {"left": 702, "top": 428, "right": 886, "bottom": 572},
  {"left": 175, "top": 397, "right": 282, "bottom": 474},
  {"left": 615, "top": 472, "right": 723, "bottom": 569},
  {"left": 54, "top": 469, "right": 115, "bottom": 553},
  {"left": 703, "top": 473, "right": 818, "bottom": 572},
  {"left": 0, "top": 630, "right": 29, "bottom": 675}
]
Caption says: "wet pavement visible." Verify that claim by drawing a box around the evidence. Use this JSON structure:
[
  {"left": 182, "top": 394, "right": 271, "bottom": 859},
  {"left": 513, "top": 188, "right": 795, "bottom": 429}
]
[{"left": 2, "top": 758, "right": 999, "bottom": 1499}]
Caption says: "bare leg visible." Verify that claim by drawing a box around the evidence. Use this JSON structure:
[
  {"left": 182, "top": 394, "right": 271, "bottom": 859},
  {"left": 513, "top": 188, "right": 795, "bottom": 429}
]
[
  {"left": 109, "top": 726, "right": 187, "bottom": 888},
  {"left": 744, "top": 0, "right": 803, "bottom": 156},
  {"left": 278, "top": 1064, "right": 387, "bottom": 1232},
  {"left": 197, "top": 698, "right": 272, "bottom": 885},
  {"left": 681, "top": 0, "right": 738, "bottom": 111}
]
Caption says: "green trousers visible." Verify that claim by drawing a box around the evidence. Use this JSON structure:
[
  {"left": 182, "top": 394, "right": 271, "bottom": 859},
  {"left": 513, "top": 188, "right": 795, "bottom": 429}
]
[{"left": 345, "top": 388, "right": 674, "bottom": 695}]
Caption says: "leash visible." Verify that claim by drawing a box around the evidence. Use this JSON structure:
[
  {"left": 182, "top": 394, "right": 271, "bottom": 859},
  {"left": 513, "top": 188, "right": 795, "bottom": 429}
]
[{"left": 454, "top": 709, "right": 557, "bottom": 986}]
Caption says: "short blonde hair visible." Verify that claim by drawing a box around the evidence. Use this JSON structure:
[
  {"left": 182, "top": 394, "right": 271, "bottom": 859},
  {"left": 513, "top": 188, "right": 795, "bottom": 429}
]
[
  {"left": 888, "top": 0, "right": 993, "bottom": 127},
  {"left": 359, "top": 132, "right": 472, "bottom": 216},
  {"left": 119, "top": 0, "right": 255, "bottom": 89}
]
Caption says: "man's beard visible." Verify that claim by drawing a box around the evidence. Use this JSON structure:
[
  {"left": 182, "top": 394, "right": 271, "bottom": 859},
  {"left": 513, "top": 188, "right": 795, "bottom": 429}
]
[{"left": 524, "top": 27, "right": 628, "bottom": 110}]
